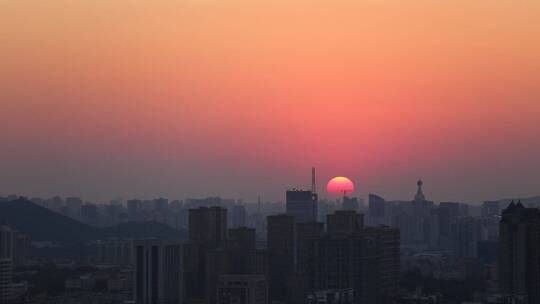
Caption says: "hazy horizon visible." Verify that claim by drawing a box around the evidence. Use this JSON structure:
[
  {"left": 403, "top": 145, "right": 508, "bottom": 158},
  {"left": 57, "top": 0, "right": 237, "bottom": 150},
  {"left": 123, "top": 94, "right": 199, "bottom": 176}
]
[{"left": 2, "top": 1, "right": 539, "bottom": 203}]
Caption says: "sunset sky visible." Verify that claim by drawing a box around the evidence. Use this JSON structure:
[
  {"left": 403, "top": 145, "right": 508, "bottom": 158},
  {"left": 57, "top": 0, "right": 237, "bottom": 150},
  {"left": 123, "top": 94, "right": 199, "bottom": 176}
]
[{"left": 1, "top": 1, "right": 539, "bottom": 203}]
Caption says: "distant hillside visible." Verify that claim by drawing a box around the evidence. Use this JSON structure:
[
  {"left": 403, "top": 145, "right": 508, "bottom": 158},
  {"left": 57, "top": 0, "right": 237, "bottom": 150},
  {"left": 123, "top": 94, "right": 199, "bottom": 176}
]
[{"left": 0, "top": 199, "right": 186, "bottom": 242}]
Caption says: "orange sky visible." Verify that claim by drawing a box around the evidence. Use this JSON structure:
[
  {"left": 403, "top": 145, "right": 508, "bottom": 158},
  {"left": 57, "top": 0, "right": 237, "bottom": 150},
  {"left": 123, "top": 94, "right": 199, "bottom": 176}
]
[{"left": 1, "top": 1, "right": 539, "bottom": 202}]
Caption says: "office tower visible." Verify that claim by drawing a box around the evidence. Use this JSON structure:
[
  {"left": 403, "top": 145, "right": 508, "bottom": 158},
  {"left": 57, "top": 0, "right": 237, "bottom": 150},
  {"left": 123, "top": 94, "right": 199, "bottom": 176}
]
[
  {"left": 231, "top": 205, "right": 247, "bottom": 228},
  {"left": 154, "top": 198, "right": 169, "bottom": 212},
  {"left": 217, "top": 275, "right": 268, "bottom": 304},
  {"left": 81, "top": 203, "right": 99, "bottom": 226},
  {"left": 96, "top": 239, "right": 133, "bottom": 266},
  {"left": 307, "top": 289, "right": 355, "bottom": 304},
  {"left": 342, "top": 197, "right": 359, "bottom": 212},
  {"left": 227, "top": 227, "right": 256, "bottom": 274},
  {"left": 288, "top": 222, "right": 324, "bottom": 304},
  {"left": 133, "top": 239, "right": 183, "bottom": 304},
  {"left": 0, "top": 259, "right": 12, "bottom": 304},
  {"left": 480, "top": 216, "right": 500, "bottom": 241},
  {"left": 205, "top": 249, "right": 231, "bottom": 304},
  {"left": 12, "top": 233, "right": 30, "bottom": 267},
  {"left": 128, "top": 199, "right": 143, "bottom": 219},
  {"left": 0, "top": 226, "right": 13, "bottom": 259},
  {"left": 452, "top": 217, "right": 482, "bottom": 258},
  {"left": 327, "top": 210, "right": 364, "bottom": 235},
  {"left": 45, "top": 196, "right": 64, "bottom": 213},
  {"left": 438, "top": 202, "right": 461, "bottom": 250},
  {"left": 253, "top": 249, "right": 268, "bottom": 276},
  {"left": 439, "top": 202, "right": 460, "bottom": 218},
  {"left": 482, "top": 201, "right": 501, "bottom": 217},
  {"left": 0, "top": 226, "right": 13, "bottom": 304},
  {"left": 309, "top": 233, "right": 378, "bottom": 304},
  {"left": 189, "top": 206, "right": 228, "bottom": 250},
  {"left": 499, "top": 201, "right": 540, "bottom": 303},
  {"left": 65, "top": 197, "right": 83, "bottom": 220},
  {"left": 0, "top": 226, "right": 29, "bottom": 268},
  {"left": 363, "top": 226, "right": 400, "bottom": 304},
  {"left": 368, "top": 194, "right": 386, "bottom": 225},
  {"left": 185, "top": 206, "right": 228, "bottom": 304},
  {"left": 296, "top": 222, "right": 324, "bottom": 274},
  {"left": 286, "top": 190, "right": 318, "bottom": 223},
  {"left": 182, "top": 242, "right": 206, "bottom": 302},
  {"left": 267, "top": 214, "right": 295, "bottom": 302}
]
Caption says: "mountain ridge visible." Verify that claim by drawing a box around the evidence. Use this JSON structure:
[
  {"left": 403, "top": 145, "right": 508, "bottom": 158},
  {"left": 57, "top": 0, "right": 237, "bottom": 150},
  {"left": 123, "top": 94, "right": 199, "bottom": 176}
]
[{"left": 0, "top": 199, "right": 186, "bottom": 242}]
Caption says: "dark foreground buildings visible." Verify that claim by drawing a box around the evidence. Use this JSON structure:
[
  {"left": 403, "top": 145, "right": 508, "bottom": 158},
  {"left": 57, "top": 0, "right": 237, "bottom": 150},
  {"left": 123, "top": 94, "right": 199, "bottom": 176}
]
[
  {"left": 134, "top": 202, "right": 399, "bottom": 304},
  {"left": 498, "top": 201, "right": 540, "bottom": 303},
  {"left": 133, "top": 240, "right": 183, "bottom": 304},
  {"left": 267, "top": 210, "right": 400, "bottom": 304}
]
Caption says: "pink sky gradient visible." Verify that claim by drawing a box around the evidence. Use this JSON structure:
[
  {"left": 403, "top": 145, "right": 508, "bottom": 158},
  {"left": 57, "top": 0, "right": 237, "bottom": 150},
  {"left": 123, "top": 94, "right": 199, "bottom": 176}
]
[{"left": 1, "top": 1, "right": 539, "bottom": 203}]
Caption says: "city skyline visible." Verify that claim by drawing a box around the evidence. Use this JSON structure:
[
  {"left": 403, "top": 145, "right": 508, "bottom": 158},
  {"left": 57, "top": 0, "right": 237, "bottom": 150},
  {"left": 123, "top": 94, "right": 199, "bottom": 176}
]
[{"left": 2, "top": 1, "right": 540, "bottom": 203}]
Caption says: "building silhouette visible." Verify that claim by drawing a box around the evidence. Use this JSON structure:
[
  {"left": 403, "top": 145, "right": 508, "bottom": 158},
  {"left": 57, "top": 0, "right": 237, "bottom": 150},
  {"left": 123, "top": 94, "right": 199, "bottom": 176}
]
[
  {"left": 267, "top": 214, "right": 295, "bottom": 302},
  {"left": 498, "top": 201, "right": 540, "bottom": 303},
  {"left": 217, "top": 275, "right": 268, "bottom": 304},
  {"left": 0, "top": 259, "right": 12, "bottom": 304},
  {"left": 368, "top": 194, "right": 387, "bottom": 226},
  {"left": 286, "top": 190, "right": 318, "bottom": 223},
  {"left": 363, "top": 226, "right": 400, "bottom": 304},
  {"left": 133, "top": 239, "right": 183, "bottom": 304},
  {"left": 189, "top": 207, "right": 228, "bottom": 250},
  {"left": 327, "top": 210, "right": 364, "bottom": 235}
]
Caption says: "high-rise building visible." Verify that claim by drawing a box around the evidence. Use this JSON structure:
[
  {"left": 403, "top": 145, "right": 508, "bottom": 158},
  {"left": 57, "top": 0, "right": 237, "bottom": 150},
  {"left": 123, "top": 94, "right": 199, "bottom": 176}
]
[
  {"left": 309, "top": 233, "right": 378, "bottom": 304},
  {"left": 227, "top": 227, "right": 256, "bottom": 274},
  {"left": 288, "top": 222, "right": 324, "bottom": 304},
  {"left": 499, "top": 201, "right": 540, "bottom": 303},
  {"left": 65, "top": 197, "right": 83, "bottom": 220},
  {"left": 363, "top": 226, "right": 400, "bottom": 304},
  {"left": 189, "top": 206, "right": 228, "bottom": 250},
  {"left": 307, "top": 289, "right": 355, "bottom": 304},
  {"left": 286, "top": 190, "right": 318, "bottom": 223},
  {"left": 296, "top": 222, "right": 324, "bottom": 274},
  {"left": 185, "top": 206, "right": 228, "bottom": 304},
  {"left": 267, "top": 214, "right": 295, "bottom": 302},
  {"left": 45, "top": 196, "right": 64, "bottom": 214},
  {"left": 482, "top": 201, "right": 500, "bottom": 217},
  {"left": 327, "top": 210, "right": 364, "bottom": 235},
  {"left": 154, "top": 198, "right": 169, "bottom": 213},
  {"left": 0, "top": 225, "right": 29, "bottom": 267},
  {"left": 452, "top": 216, "right": 482, "bottom": 258},
  {"left": 182, "top": 242, "right": 206, "bottom": 301},
  {"left": 0, "top": 259, "right": 12, "bottom": 304},
  {"left": 12, "top": 233, "right": 30, "bottom": 267},
  {"left": 96, "top": 239, "right": 133, "bottom": 266},
  {"left": 368, "top": 194, "right": 386, "bottom": 225},
  {"left": 231, "top": 205, "right": 247, "bottom": 228},
  {"left": 133, "top": 239, "right": 183, "bottom": 304},
  {"left": 0, "top": 226, "right": 13, "bottom": 259},
  {"left": 342, "top": 197, "right": 359, "bottom": 212},
  {"left": 128, "top": 199, "right": 143, "bottom": 219},
  {"left": 81, "top": 203, "right": 99, "bottom": 226},
  {"left": 217, "top": 275, "right": 268, "bottom": 304}
]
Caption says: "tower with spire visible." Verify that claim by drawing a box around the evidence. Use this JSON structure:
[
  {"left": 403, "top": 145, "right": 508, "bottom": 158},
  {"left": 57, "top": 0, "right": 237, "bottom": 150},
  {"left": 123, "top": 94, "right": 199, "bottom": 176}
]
[{"left": 415, "top": 179, "right": 426, "bottom": 201}]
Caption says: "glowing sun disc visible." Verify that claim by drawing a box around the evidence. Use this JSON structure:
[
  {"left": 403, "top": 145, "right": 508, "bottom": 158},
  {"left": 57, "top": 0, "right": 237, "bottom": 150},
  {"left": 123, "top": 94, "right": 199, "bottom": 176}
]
[{"left": 326, "top": 176, "right": 355, "bottom": 195}]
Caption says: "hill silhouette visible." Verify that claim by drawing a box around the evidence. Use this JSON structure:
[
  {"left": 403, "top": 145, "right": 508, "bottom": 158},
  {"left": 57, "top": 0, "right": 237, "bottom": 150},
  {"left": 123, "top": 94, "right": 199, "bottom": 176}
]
[{"left": 0, "top": 199, "right": 186, "bottom": 242}]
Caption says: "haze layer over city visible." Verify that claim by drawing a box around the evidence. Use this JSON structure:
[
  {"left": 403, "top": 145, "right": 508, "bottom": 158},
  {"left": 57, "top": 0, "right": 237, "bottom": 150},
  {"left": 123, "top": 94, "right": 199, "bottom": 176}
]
[
  {"left": 2, "top": 1, "right": 540, "bottom": 203},
  {"left": 1, "top": 1, "right": 540, "bottom": 304}
]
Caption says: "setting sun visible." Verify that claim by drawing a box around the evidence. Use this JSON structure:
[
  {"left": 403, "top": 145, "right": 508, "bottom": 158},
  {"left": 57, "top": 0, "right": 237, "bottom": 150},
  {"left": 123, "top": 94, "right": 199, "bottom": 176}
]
[{"left": 326, "top": 176, "right": 355, "bottom": 196}]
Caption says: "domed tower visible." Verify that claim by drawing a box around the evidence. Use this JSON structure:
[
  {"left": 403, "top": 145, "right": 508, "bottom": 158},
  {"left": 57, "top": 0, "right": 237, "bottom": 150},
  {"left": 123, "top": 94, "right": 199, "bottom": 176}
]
[{"left": 415, "top": 179, "right": 426, "bottom": 201}]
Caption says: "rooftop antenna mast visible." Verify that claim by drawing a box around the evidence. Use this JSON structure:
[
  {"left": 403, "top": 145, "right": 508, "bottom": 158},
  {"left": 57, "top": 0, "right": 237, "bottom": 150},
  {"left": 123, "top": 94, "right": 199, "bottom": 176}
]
[{"left": 312, "top": 167, "right": 317, "bottom": 194}]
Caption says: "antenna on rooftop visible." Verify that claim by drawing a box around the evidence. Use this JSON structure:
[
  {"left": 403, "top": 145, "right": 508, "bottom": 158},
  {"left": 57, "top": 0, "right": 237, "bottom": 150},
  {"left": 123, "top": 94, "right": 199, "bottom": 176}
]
[{"left": 312, "top": 167, "right": 317, "bottom": 194}]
